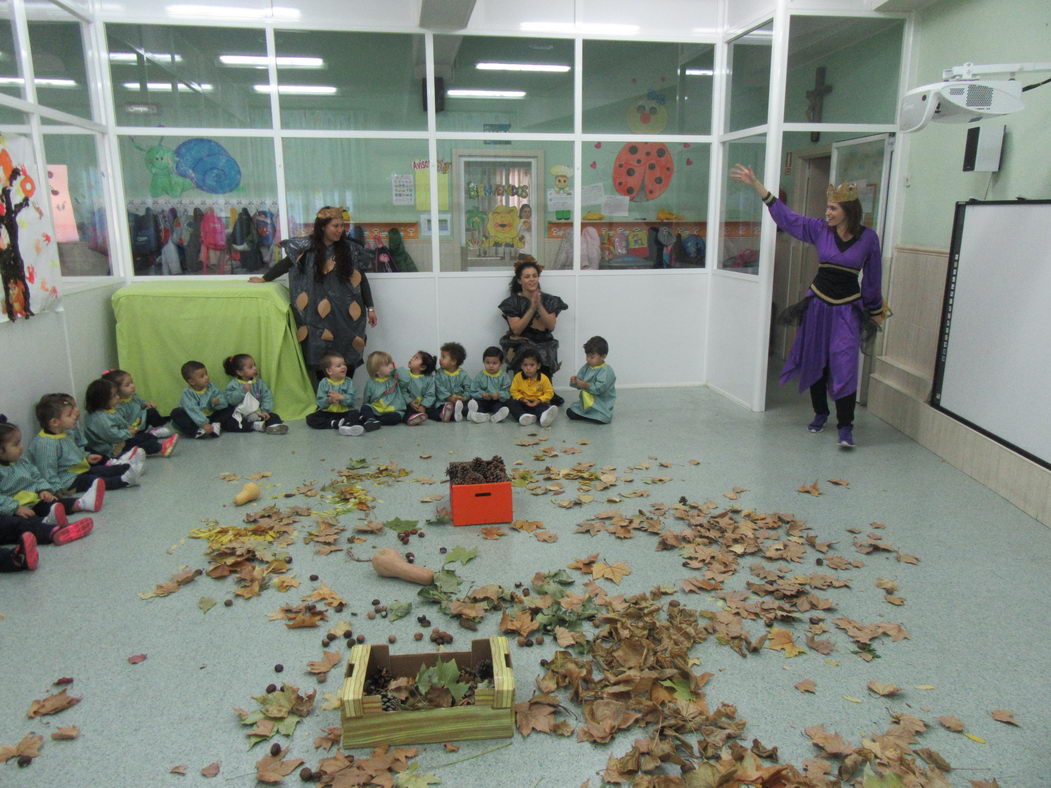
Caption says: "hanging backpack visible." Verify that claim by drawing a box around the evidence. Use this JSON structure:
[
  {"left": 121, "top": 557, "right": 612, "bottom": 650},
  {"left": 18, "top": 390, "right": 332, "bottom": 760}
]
[
  {"left": 200, "top": 209, "right": 227, "bottom": 251},
  {"left": 373, "top": 246, "right": 397, "bottom": 273},
  {"left": 131, "top": 208, "right": 161, "bottom": 257},
  {"left": 580, "top": 226, "right": 600, "bottom": 270},
  {"left": 681, "top": 233, "right": 706, "bottom": 266},
  {"left": 253, "top": 209, "right": 276, "bottom": 247}
]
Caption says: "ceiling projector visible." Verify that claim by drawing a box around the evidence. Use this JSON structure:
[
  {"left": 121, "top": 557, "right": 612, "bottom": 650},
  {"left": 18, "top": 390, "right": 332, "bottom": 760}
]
[{"left": 899, "top": 62, "right": 1051, "bottom": 133}]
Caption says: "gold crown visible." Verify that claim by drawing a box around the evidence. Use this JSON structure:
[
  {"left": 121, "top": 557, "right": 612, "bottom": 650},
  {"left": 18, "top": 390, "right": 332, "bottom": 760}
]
[
  {"left": 316, "top": 206, "right": 346, "bottom": 221},
  {"left": 826, "top": 182, "right": 859, "bottom": 202}
]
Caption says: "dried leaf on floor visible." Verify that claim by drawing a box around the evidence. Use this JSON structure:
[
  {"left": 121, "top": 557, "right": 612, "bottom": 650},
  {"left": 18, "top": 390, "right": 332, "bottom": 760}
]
[
  {"left": 274, "top": 576, "right": 301, "bottom": 592},
  {"left": 27, "top": 688, "right": 81, "bottom": 718},
  {"left": 0, "top": 733, "right": 43, "bottom": 763},
  {"left": 535, "top": 530, "right": 558, "bottom": 543},
  {"left": 867, "top": 681, "right": 901, "bottom": 697},
  {"left": 794, "top": 679, "right": 817, "bottom": 693},
  {"left": 480, "top": 526, "right": 505, "bottom": 539},
  {"left": 139, "top": 568, "right": 199, "bottom": 599},
  {"left": 765, "top": 627, "right": 805, "bottom": 657},
  {"left": 50, "top": 726, "right": 79, "bottom": 740},
  {"left": 828, "top": 478, "right": 849, "bottom": 486},
  {"left": 591, "top": 561, "right": 632, "bottom": 584},
  {"left": 128, "top": 653, "right": 147, "bottom": 664},
  {"left": 169, "top": 765, "right": 187, "bottom": 774},
  {"left": 200, "top": 761, "right": 221, "bottom": 778},
  {"left": 798, "top": 481, "right": 822, "bottom": 496},
  {"left": 804, "top": 724, "right": 854, "bottom": 756},
  {"left": 315, "top": 727, "right": 342, "bottom": 750},
  {"left": 256, "top": 748, "right": 303, "bottom": 784},
  {"left": 991, "top": 709, "right": 1019, "bottom": 726},
  {"left": 307, "top": 650, "right": 342, "bottom": 682},
  {"left": 938, "top": 715, "right": 965, "bottom": 732}
]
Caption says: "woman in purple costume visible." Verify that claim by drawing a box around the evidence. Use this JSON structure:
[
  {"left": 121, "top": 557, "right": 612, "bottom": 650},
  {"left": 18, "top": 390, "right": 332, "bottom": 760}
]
[{"left": 730, "top": 164, "right": 886, "bottom": 448}]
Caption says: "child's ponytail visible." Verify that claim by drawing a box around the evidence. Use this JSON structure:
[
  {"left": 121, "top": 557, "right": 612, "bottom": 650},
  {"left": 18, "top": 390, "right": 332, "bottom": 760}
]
[
  {"left": 84, "top": 379, "right": 117, "bottom": 413},
  {"left": 223, "top": 354, "right": 251, "bottom": 378}
]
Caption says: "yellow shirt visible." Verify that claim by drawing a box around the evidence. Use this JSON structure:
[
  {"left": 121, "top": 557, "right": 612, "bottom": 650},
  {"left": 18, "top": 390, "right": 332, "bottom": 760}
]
[{"left": 510, "top": 372, "right": 554, "bottom": 403}]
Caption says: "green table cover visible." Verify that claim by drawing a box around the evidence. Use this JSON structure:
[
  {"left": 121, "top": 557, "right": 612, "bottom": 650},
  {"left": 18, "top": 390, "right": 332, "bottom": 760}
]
[{"left": 112, "top": 281, "right": 314, "bottom": 420}]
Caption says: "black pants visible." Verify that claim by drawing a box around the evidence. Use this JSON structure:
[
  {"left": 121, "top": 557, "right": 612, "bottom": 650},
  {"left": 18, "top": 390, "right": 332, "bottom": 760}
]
[
  {"left": 26, "top": 497, "right": 80, "bottom": 517},
  {"left": 220, "top": 410, "right": 284, "bottom": 433},
  {"left": 472, "top": 398, "right": 507, "bottom": 414},
  {"left": 566, "top": 409, "right": 605, "bottom": 424},
  {"left": 306, "top": 409, "right": 362, "bottom": 429},
  {"left": 144, "top": 407, "right": 168, "bottom": 428},
  {"left": 508, "top": 400, "right": 554, "bottom": 420},
  {"left": 0, "top": 515, "right": 54, "bottom": 571},
  {"left": 126, "top": 430, "right": 162, "bottom": 454},
  {"left": 809, "top": 369, "right": 857, "bottom": 428},
  {"left": 170, "top": 406, "right": 234, "bottom": 437},
  {"left": 73, "top": 463, "right": 129, "bottom": 492},
  {"left": 360, "top": 405, "right": 402, "bottom": 426}
]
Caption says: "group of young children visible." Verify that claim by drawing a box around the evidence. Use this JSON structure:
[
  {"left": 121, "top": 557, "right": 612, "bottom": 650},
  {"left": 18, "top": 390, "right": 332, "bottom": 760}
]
[
  {"left": 1, "top": 337, "right": 615, "bottom": 573},
  {"left": 304, "top": 335, "right": 616, "bottom": 435}
]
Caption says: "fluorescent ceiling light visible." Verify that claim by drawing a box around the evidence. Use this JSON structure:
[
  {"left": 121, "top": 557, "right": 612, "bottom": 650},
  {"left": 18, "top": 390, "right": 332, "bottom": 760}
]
[
  {"left": 475, "top": 62, "right": 570, "bottom": 73},
  {"left": 219, "top": 55, "right": 325, "bottom": 68},
  {"left": 252, "top": 84, "right": 338, "bottom": 95},
  {"left": 166, "top": 5, "right": 300, "bottom": 21},
  {"left": 0, "top": 77, "right": 77, "bottom": 88},
  {"left": 122, "top": 81, "right": 214, "bottom": 92},
  {"left": 683, "top": 69, "right": 714, "bottom": 76},
  {"left": 109, "top": 51, "right": 183, "bottom": 63},
  {"left": 519, "top": 22, "right": 639, "bottom": 35},
  {"left": 447, "top": 89, "right": 526, "bottom": 99}
]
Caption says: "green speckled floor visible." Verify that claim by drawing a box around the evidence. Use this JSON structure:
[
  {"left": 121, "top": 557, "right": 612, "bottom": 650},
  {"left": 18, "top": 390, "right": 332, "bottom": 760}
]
[{"left": 2, "top": 385, "right": 1048, "bottom": 786}]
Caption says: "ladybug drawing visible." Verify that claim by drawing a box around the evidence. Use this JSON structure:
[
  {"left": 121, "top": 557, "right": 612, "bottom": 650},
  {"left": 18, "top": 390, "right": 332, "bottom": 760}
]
[
  {"left": 131, "top": 137, "right": 242, "bottom": 198},
  {"left": 613, "top": 91, "right": 674, "bottom": 201}
]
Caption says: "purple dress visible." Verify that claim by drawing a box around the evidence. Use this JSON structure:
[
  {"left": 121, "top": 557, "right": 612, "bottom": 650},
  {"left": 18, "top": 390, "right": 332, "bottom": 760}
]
[{"left": 768, "top": 199, "right": 883, "bottom": 400}]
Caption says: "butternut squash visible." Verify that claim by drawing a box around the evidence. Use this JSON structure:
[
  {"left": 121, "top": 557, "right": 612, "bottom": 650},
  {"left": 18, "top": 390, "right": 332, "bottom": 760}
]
[
  {"left": 371, "top": 548, "right": 434, "bottom": 585},
  {"left": 233, "top": 481, "right": 261, "bottom": 506}
]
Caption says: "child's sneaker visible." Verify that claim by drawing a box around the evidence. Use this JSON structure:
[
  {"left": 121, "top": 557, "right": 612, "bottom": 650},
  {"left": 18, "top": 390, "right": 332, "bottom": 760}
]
[
  {"left": 518, "top": 413, "right": 537, "bottom": 426},
  {"left": 339, "top": 424, "right": 365, "bottom": 437},
  {"left": 160, "top": 434, "right": 178, "bottom": 457},
  {"left": 453, "top": 400, "right": 464, "bottom": 422},
  {"left": 440, "top": 402, "right": 453, "bottom": 423},
  {"left": 15, "top": 532, "right": 38, "bottom": 570},
  {"left": 121, "top": 465, "right": 141, "bottom": 487},
  {"left": 75, "top": 479, "right": 105, "bottom": 513},
  {"left": 837, "top": 426, "right": 855, "bottom": 448},
  {"left": 491, "top": 406, "right": 510, "bottom": 424},
  {"left": 468, "top": 411, "right": 490, "bottom": 423},
  {"left": 150, "top": 424, "right": 175, "bottom": 438},
  {"left": 539, "top": 406, "right": 559, "bottom": 428},
  {"left": 265, "top": 423, "right": 289, "bottom": 435},
  {"left": 43, "top": 503, "right": 68, "bottom": 527},
  {"left": 252, "top": 421, "right": 265, "bottom": 432},
  {"left": 406, "top": 412, "right": 427, "bottom": 426},
  {"left": 467, "top": 400, "right": 479, "bottom": 418},
  {"left": 807, "top": 413, "right": 828, "bottom": 433},
  {"left": 363, "top": 418, "right": 381, "bottom": 432},
  {"left": 210, "top": 422, "right": 222, "bottom": 438},
  {"left": 51, "top": 517, "right": 93, "bottom": 546}
]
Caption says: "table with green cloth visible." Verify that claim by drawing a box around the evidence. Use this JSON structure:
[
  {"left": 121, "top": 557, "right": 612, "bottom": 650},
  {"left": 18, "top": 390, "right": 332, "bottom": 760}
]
[{"left": 111, "top": 281, "right": 315, "bottom": 420}]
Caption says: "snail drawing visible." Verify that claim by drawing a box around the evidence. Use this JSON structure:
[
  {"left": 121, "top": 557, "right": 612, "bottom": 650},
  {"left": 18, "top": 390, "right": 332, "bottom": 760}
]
[{"left": 131, "top": 137, "right": 242, "bottom": 198}]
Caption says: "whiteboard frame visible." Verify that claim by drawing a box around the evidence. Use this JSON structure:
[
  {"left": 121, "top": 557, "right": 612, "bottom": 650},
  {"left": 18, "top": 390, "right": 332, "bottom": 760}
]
[{"left": 930, "top": 199, "right": 1051, "bottom": 472}]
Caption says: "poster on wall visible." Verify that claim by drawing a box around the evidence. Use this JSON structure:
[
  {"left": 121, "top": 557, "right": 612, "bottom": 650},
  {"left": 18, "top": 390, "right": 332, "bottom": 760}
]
[{"left": 0, "top": 133, "right": 60, "bottom": 322}]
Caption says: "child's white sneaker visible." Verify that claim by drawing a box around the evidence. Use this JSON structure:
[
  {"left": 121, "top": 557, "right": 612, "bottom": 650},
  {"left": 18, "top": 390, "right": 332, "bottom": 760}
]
[
  {"left": 76, "top": 479, "right": 105, "bottom": 512},
  {"left": 518, "top": 413, "right": 537, "bottom": 426},
  {"left": 121, "top": 465, "right": 141, "bottom": 487},
  {"left": 491, "top": 406, "right": 510, "bottom": 424},
  {"left": 43, "top": 502, "right": 68, "bottom": 527},
  {"left": 338, "top": 424, "right": 365, "bottom": 437},
  {"left": 468, "top": 411, "right": 490, "bottom": 423},
  {"left": 539, "top": 406, "right": 559, "bottom": 428},
  {"left": 150, "top": 425, "right": 174, "bottom": 438},
  {"left": 467, "top": 400, "right": 479, "bottom": 417},
  {"left": 252, "top": 421, "right": 265, "bottom": 432},
  {"left": 210, "top": 422, "right": 222, "bottom": 437},
  {"left": 265, "top": 423, "right": 289, "bottom": 435},
  {"left": 453, "top": 400, "right": 464, "bottom": 422}
]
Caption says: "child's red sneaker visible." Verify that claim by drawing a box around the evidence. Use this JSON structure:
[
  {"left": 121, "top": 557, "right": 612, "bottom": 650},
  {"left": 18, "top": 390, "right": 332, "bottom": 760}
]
[
  {"left": 160, "top": 434, "right": 179, "bottom": 457},
  {"left": 43, "top": 502, "right": 68, "bottom": 527},
  {"left": 51, "top": 517, "right": 94, "bottom": 546},
  {"left": 16, "top": 532, "right": 39, "bottom": 570}
]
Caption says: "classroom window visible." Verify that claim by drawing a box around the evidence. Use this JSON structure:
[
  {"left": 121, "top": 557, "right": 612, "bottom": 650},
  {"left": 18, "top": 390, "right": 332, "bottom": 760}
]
[
  {"left": 282, "top": 137, "right": 431, "bottom": 272},
  {"left": 434, "top": 35, "right": 574, "bottom": 134},
  {"left": 26, "top": 9, "right": 92, "bottom": 121},
  {"left": 43, "top": 133, "right": 111, "bottom": 276},
  {"left": 106, "top": 24, "right": 272, "bottom": 128},
  {"left": 720, "top": 136, "right": 765, "bottom": 274},
  {"left": 275, "top": 30, "right": 426, "bottom": 131},
  {"left": 0, "top": 2, "right": 24, "bottom": 124},
  {"left": 582, "top": 40, "right": 714, "bottom": 135},
  {"left": 118, "top": 135, "right": 277, "bottom": 276},
  {"left": 580, "top": 140, "right": 709, "bottom": 269},
  {"left": 727, "top": 22, "right": 772, "bottom": 132}
]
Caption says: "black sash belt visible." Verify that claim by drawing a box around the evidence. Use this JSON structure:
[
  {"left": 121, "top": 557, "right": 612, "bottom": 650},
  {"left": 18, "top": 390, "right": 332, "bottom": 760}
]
[{"left": 810, "top": 263, "right": 860, "bottom": 304}]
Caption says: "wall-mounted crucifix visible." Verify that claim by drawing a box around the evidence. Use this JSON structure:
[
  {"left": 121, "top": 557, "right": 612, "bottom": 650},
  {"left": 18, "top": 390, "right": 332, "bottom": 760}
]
[{"left": 806, "top": 66, "right": 833, "bottom": 142}]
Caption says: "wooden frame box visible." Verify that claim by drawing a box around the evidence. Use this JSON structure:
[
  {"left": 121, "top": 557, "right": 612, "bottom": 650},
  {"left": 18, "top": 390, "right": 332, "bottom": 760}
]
[
  {"left": 339, "top": 636, "right": 514, "bottom": 749},
  {"left": 449, "top": 480, "right": 513, "bottom": 526}
]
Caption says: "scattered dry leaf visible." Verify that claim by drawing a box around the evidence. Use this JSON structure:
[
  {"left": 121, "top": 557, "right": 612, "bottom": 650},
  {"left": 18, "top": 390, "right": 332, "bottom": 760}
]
[
  {"left": 50, "top": 726, "right": 79, "bottom": 740},
  {"left": 256, "top": 748, "right": 304, "bottom": 784},
  {"left": 991, "top": 709, "right": 1018, "bottom": 726},
  {"left": 128, "top": 653, "right": 147, "bottom": 664},
  {"left": 938, "top": 715, "right": 965, "bottom": 732},
  {"left": 798, "top": 481, "right": 821, "bottom": 497},
  {"left": 867, "top": 681, "right": 901, "bottom": 697},
  {"left": 170, "top": 765, "right": 188, "bottom": 774},
  {"left": 201, "top": 761, "right": 221, "bottom": 778},
  {"left": 28, "top": 687, "right": 81, "bottom": 718},
  {"left": 794, "top": 679, "right": 816, "bottom": 694},
  {"left": 480, "top": 526, "right": 505, "bottom": 539}
]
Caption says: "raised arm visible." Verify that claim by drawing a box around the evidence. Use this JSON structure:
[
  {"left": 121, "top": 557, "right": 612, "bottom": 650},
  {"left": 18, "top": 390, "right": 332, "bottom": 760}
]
[{"left": 730, "top": 163, "right": 824, "bottom": 244}]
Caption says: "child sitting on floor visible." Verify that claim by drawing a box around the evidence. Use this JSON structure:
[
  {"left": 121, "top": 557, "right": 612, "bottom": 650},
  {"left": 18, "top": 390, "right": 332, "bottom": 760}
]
[
  {"left": 102, "top": 368, "right": 175, "bottom": 439},
  {"left": 399, "top": 351, "right": 436, "bottom": 426},
  {"left": 508, "top": 348, "right": 558, "bottom": 427},
  {"left": 360, "top": 351, "right": 410, "bottom": 431},
  {"left": 306, "top": 351, "right": 364, "bottom": 436},
  {"left": 83, "top": 378, "right": 177, "bottom": 458},
  {"left": 567, "top": 335, "right": 617, "bottom": 424},
  {"left": 26, "top": 394, "right": 143, "bottom": 492},
  {"left": 432, "top": 342, "right": 470, "bottom": 422},
  {"left": 170, "top": 361, "right": 229, "bottom": 439},
  {"left": 0, "top": 416, "right": 104, "bottom": 523},
  {"left": 0, "top": 508, "right": 94, "bottom": 572},
  {"left": 467, "top": 346, "right": 511, "bottom": 424},
  {"left": 222, "top": 354, "right": 288, "bottom": 435}
]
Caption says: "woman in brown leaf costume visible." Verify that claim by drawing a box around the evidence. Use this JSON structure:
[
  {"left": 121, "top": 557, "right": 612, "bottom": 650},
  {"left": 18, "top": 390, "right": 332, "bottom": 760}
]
[{"left": 251, "top": 207, "right": 377, "bottom": 377}]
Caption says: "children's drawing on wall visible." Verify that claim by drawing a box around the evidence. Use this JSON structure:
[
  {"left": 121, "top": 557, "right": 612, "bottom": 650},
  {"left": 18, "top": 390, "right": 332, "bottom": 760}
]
[
  {"left": 547, "top": 164, "right": 572, "bottom": 221},
  {"left": 0, "top": 134, "right": 60, "bottom": 322},
  {"left": 131, "top": 137, "right": 242, "bottom": 198},
  {"left": 459, "top": 154, "right": 536, "bottom": 264}
]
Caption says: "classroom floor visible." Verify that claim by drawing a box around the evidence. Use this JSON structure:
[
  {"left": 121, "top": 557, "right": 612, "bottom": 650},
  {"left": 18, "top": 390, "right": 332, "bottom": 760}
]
[{"left": 2, "top": 383, "right": 1048, "bottom": 786}]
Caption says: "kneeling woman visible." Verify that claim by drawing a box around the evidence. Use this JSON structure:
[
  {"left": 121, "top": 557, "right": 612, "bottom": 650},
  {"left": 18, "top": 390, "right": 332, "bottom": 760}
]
[{"left": 730, "top": 164, "right": 886, "bottom": 448}]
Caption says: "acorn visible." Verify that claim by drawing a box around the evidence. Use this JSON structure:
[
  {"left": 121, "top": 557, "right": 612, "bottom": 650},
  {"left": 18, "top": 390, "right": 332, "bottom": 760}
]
[
  {"left": 224, "top": 599, "right": 233, "bottom": 607},
  {"left": 266, "top": 683, "right": 277, "bottom": 694},
  {"left": 310, "top": 574, "right": 319, "bottom": 581},
  {"left": 414, "top": 632, "right": 423, "bottom": 641},
  {"left": 517, "top": 636, "right": 527, "bottom": 647},
  {"left": 17, "top": 755, "right": 31, "bottom": 767},
  {"left": 356, "top": 634, "right": 365, "bottom": 643},
  {"left": 371, "top": 599, "right": 381, "bottom": 606},
  {"left": 535, "top": 635, "right": 545, "bottom": 645},
  {"left": 270, "top": 742, "right": 282, "bottom": 757},
  {"left": 299, "top": 766, "right": 314, "bottom": 781},
  {"left": 388, "top": 635, "right": 397, "bottom": 644}
]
